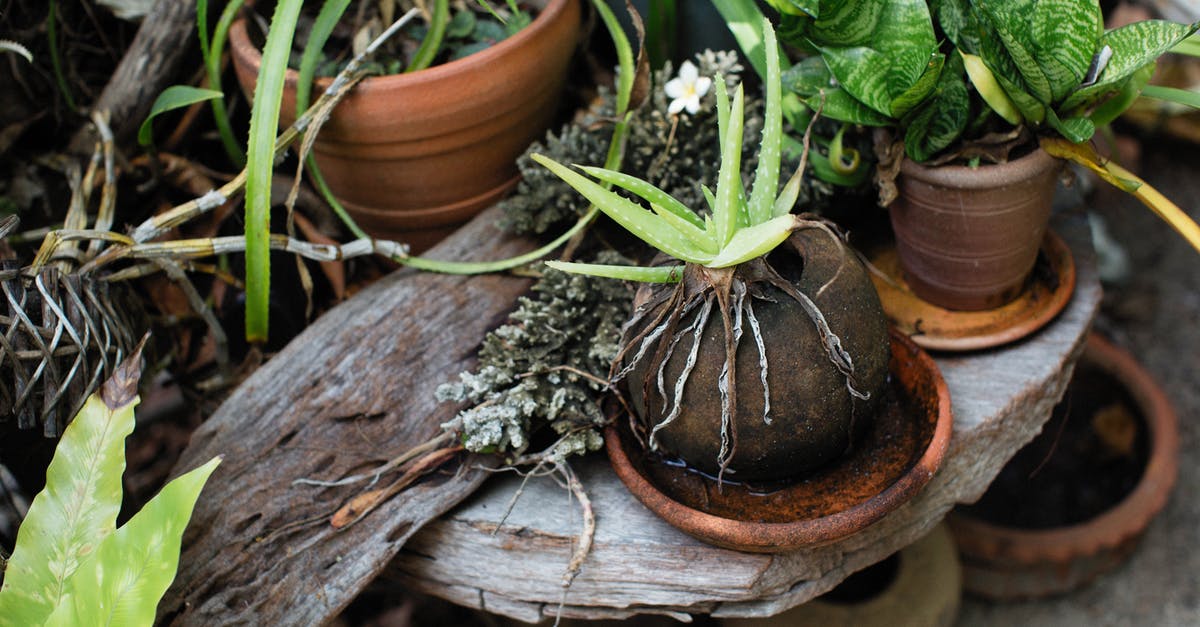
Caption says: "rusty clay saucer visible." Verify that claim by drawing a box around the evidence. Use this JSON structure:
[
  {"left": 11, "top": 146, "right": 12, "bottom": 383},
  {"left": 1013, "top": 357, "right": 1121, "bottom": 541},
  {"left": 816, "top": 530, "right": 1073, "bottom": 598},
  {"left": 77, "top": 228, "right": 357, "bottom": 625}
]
[
  {"left": 866, "top": 231, "right": 1075, "bottom": 352},
  {"left": 604, "top": 327, "right": 953, "bottom": 553}
]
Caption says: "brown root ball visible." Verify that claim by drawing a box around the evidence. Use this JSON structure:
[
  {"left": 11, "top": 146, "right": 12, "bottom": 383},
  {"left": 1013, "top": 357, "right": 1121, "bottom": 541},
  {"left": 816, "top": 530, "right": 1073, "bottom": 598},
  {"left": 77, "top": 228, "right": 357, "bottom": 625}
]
[{"left": 621, "top": 227, "right": 890, "bottom": 482}]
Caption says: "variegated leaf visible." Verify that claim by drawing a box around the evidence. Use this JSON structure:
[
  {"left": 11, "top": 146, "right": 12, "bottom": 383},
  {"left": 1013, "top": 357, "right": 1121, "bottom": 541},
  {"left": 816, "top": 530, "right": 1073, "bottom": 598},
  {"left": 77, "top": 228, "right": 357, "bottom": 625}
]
[
  {"left": 905, "top": 52, "right": 970, "bottom": 161},
  {"left": 1061, "top": 20, "right": 1199, "bottom": 111}
]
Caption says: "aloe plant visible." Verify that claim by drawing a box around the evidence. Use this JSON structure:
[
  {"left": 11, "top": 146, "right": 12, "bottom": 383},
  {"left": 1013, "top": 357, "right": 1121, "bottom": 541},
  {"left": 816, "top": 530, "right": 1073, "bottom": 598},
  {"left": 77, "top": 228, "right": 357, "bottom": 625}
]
[
  {"left": 535, "top": 19, "right": 806, "bottom": 283},
  {"left": 0, "top": 349, "right": 219, "bottom": 627},
  {"left": 535, "top": 19, "right": 878, "bottom": 479}
]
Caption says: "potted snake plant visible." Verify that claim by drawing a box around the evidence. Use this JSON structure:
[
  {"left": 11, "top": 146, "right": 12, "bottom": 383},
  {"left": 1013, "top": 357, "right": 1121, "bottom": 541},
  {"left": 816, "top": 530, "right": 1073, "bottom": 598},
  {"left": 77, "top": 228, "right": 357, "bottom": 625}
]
[
  {"left": 734, "top": 0, "right": 1200, "bottom": 311},
  {"left": 534, "top": 19, "right": 890, "bottom": 482}
]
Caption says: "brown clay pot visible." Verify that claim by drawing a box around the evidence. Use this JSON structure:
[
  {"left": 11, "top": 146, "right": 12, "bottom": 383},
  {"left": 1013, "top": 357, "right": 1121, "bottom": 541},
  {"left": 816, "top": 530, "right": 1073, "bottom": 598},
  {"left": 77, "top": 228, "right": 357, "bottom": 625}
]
[
  {"left": 229, "top": 0, "right": 581, "bottom": 248},
  {"left": 890, "top": 148, "right": 1061, "bottom": 311},
  {"left": 622, "top": 227, "right": 891, "bottom": 482},
  {"left": 948, "top": 334, "right": 1179, "bottom": 600}
]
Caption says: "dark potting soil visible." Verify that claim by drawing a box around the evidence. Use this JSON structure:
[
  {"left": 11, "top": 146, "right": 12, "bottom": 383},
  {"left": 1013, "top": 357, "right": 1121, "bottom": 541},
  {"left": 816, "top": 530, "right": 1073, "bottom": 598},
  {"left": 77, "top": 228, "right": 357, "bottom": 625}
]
[{"left": 961, "top": 360, "right": 1150, "bottom": 529}]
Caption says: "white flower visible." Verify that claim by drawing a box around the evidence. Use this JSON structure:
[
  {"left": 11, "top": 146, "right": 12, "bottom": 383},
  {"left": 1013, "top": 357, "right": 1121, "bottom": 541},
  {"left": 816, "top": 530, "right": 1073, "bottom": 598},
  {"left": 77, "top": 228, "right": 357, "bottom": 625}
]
[{"left": 664, "top": 61, "right": 712, "bottom": 116}]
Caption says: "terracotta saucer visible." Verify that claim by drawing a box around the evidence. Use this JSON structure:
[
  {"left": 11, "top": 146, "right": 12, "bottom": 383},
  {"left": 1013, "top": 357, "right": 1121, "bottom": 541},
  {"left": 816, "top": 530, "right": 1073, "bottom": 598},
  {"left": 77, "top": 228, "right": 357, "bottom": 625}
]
[
  {"left": 866, "top": 231, "right": 1075, "bottom": 352},
  {"left": 604, "top": 328, "right": 952, "bottom": 553}
]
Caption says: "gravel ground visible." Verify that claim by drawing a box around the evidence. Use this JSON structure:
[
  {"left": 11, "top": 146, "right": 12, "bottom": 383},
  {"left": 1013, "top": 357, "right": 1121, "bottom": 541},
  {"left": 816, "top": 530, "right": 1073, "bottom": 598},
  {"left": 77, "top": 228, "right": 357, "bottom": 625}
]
[{"left": 957, "top": 143, "right": 1200, "bottom": 626}]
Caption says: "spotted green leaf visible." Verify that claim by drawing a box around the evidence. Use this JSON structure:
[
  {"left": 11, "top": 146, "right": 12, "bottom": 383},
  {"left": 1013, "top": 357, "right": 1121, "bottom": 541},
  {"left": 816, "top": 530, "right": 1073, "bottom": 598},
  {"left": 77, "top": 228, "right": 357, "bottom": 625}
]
[
  {"left": 544, "top": 261, "right": 684, "bottom": 283},
  {"left": 709, "top": 215, "right": 798, "bottom": 268},
  {"left": 1061, "top": 20, "right": 1199, "bottom": 112},
  {"left": 905, "top": 52, "right": 970, "bottom": 162}
]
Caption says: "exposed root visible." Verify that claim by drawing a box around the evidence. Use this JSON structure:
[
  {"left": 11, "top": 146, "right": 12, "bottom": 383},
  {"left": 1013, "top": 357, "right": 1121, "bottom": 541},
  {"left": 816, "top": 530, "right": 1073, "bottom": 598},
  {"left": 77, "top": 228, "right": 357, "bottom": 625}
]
[
  {"left": 710, "top": 269, "right": 739, "bottom": 483},
  {"left": 648, "top": 293, "right": 713, "bottom": 451},
  {"left": 745, "top": 297, "right": 771, "bottom": 425}
]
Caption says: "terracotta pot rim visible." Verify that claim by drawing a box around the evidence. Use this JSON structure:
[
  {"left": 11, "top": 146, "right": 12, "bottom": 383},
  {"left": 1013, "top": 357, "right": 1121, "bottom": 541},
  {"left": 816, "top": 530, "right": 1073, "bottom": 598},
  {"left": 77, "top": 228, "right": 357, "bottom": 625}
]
[
  {"left": 605, "top": 327, "right": 953, "bottom": 552},
  {"left": 950, "top": 333, "right": 1179, "bottom": 565},
  {"left": 899, "top": 146, "right": 1061, "bottom": 190},
  {"left": 228, "top": 0, "right": 575, "bottom": 95}
]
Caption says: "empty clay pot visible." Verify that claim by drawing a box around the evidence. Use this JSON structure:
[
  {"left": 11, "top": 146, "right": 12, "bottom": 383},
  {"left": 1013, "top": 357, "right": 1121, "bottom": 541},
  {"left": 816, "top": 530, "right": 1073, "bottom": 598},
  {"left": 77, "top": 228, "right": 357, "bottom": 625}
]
[
  {"left": 890, "top": 148, "right": 1061, "bottom": 311},
  {"left": 948, "top": 334, "right": 1179, "bottom": 600},
  {"left": 622, "top": 227, "right": 891, "bottom": 482},
  {"left": 229, "top": 0, "right": 581, "bottom": 249}
]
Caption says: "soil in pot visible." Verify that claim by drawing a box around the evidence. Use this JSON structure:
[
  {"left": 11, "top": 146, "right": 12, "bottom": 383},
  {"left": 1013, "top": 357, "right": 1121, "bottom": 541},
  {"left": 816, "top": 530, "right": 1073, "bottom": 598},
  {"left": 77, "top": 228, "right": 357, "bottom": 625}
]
[
  {"left": 950, "top": 334, "right": 1179, "bottom": 600},
  {"left": 619, "top": 226, "right": 891, "bottom": 483},
  {"left": 960, "top": 359, "right": 1148, "bottom": 528}
]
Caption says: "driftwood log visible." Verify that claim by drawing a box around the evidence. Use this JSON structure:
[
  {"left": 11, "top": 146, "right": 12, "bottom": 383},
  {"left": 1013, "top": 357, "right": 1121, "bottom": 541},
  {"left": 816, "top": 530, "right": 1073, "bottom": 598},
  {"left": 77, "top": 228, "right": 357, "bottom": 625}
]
[
  {"left": 158, "top": 206, "right": 535, "bottom": 625},
  {"left": 387, "top": 212, "right": 1102, "bottom": 622},
  {"left": 69, "top": 0, "right": 196, "bottom": 152}
]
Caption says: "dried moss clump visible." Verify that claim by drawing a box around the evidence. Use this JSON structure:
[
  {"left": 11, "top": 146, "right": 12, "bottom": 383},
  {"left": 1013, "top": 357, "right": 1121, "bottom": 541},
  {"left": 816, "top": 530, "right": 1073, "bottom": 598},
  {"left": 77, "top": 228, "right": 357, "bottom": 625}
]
[{"left": 437, "top": 253, "right": 634, "bottom": 461}]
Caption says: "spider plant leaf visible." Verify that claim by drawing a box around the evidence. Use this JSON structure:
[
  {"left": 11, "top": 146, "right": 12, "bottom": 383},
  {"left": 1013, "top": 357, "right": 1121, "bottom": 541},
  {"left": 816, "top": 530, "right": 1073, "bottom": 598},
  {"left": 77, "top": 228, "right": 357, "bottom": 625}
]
[
  {"left": 297, "top": 0, "right": 351, "bottom": 113},
  {"left": 406, "top": 0, "right": 449, "bottom": 72},
  {"left": 1140, "top": 84, "right": 1200, "bottom": 110},
  {"left": 578, "top": 166, "right": 703, "bottom": 228},
  {"left": 531, "top": 154, "right": 712, "bottom": 264},
  {"left": 713, "top": 84, "right": 746, "bottom": 246},
  {"left": 45, "top": 457, "right": 221, "bottom": 627},
  {"left": 1061, "top": 20, "right": 1199, "bottom": 112},
  {"left": 545, "top": 261, "right": 684, "bottom": 283},
  {"left": 747, "top": 17, "right": 782, "bottom": 226},
  {"left": 708, "top": 215, "right": 798, "bottom": 268},
  {"left": 0, "top": 371, "right": 139, "bottom": 624},
  {"left": 138, "top": 86, "right": 223, "bottom": 148}
]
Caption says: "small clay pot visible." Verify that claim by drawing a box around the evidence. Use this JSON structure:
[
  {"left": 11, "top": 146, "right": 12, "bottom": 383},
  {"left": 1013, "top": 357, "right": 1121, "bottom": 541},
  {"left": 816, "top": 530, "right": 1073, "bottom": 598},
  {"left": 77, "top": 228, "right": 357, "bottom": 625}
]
[
  {"left": 229, "top": 0, "right": 581, "bottom": 249},
  {"left": 890, "top": 148, "right": 1061, "bottom": 311},
  {"left": 948, "top": 334, "right": 1179, "bottom": 600},
  {"left": 622, "top": 227, "right": 891, "bottom": 482}
]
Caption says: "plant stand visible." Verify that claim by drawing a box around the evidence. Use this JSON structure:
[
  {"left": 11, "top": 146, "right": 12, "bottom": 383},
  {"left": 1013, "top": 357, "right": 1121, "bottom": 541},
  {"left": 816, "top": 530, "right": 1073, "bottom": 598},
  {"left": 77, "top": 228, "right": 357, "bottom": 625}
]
[
  {"left": 158, "top": 207, "right": 1097, "bottom": 626},
  {"left": 386, "top": 213, "right": 1101, "bottom": 623}
]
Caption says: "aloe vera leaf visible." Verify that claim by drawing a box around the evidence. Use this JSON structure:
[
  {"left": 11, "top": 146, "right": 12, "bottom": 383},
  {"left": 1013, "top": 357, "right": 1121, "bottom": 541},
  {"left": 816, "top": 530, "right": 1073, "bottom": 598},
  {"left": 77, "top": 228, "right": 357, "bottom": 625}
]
[
  {"left": 531, "top": 155, "right": 713, "bottom": 264},
  {"left": 747, "top": 18, "right": 782, "bottom": 226},
  {"left": 708, "top": 214, "right": 798, "bottom": 268},
  {"left": 578, "top": 166, "right": 703, "bottom": 228},
  {"left": 545, "top": 261, "right": 684, "bottom": 283},
  {"left": 713, "top": 84, "right": 745, "bottom": 246}
]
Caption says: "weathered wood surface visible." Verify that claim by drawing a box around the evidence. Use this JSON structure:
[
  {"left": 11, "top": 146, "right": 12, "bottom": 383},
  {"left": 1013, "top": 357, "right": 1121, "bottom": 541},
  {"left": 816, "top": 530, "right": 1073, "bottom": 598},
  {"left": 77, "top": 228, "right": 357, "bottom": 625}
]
[
  {"left": 389, "top": 212, "right": 1102, "bottom": 623},
  {"left": 69, "top": 0, "right": 196, "bottom": 152},
  {"left": 158, "top": 206, "right": 535, "bottom": 625}
]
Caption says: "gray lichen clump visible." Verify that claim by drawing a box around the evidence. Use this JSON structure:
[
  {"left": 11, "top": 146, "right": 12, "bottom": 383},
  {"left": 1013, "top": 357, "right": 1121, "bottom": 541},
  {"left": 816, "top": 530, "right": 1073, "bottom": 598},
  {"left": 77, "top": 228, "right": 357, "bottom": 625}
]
[{"left": 437, "top": 254, "right": 633, "bottom": 462}]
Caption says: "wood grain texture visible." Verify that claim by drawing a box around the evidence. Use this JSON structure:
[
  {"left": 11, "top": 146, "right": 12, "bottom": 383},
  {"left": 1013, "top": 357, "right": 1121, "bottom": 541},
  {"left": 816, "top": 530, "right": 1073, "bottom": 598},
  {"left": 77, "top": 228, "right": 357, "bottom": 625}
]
[
  {"left": 388, "top": 212, "right": 1102, "bottom": 622},
  {"left": 158, "top": 206, "right": 535, "bottom": 625},
  {"left": 69, "top": 0, "right": 196, "bottom": 152}
]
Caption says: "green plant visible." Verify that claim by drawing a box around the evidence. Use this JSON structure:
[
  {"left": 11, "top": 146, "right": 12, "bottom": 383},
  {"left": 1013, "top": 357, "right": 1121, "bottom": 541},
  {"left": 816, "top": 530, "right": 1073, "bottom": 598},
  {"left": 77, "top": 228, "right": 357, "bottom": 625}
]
[
  {"left": 534, "top": 19, "right": 876, "bottom": 478},
  {"left": 534, "top": 20, "right": 805, "bottom": 282},
  {"left": 0, "top": 348, "right": 220, "bottom": 627}
]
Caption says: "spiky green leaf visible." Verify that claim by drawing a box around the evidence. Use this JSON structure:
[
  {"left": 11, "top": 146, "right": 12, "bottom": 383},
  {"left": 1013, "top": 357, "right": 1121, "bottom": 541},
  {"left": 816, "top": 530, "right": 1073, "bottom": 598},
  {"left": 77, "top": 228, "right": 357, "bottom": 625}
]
[
  {"left": 544, "top": 261, "right": 684, "bottom": 283},
  {"left": 531, "top": 155, "right": 712, "bottom": 264},
  {"left": 748, "top": 18, "right": 783, "bottom": 226},
  {"left": 578, "top": 166, "right": 702, "bottom": 228},
  {"left": 714, "top": 84, "right": 746, "bottom": 245},
  {"left": 708, "top": 215, "right": 798, "bottom": 268}
]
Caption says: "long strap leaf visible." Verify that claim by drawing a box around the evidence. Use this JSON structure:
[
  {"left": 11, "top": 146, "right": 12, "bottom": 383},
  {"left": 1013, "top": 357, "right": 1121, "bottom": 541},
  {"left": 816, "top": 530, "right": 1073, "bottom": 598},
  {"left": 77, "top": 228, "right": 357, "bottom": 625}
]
[
  {"left": 244, "top": 0, "right": 304, "bottom": 343},
  {"left": 1041, "top": 137, "right": 1200, "bottom": 254}
]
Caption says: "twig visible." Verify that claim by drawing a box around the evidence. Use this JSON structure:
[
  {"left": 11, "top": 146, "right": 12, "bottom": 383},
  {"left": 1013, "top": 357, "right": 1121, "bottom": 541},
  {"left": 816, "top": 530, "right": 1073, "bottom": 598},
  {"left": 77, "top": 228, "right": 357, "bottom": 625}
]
[{"left": 293, "top": 430, "right": 454, "bottom": 488}]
